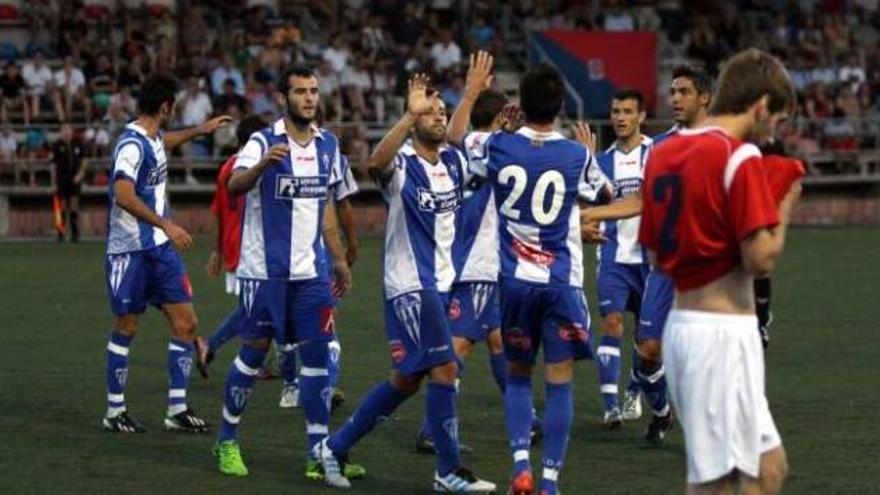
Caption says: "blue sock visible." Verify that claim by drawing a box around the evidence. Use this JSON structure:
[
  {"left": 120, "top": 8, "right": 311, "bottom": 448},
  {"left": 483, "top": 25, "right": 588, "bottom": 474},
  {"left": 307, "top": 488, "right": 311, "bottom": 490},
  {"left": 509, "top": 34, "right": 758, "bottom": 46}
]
[
  {"left": 541, "top": 382, "right": 573, "bottom": 495},
  {"left": 637, "top": 364, "right": 670, "bottom": 417},
  {"left": 278, "top": 344, "right": 298, "bottom": 387},
  {"left": 299, "top": 341, "right": 331, "bottom": 457},
  {"left": 490, "top": 352, "right": 507, "bottom": 394},
  {"left": 420, "top": 359, "right": 464, "bottom": 440},
  {"left": 328, "top": 381, "right": 409, "bottom": 454},
  {"left": 328, "top": 338, "right": 341, "bottom": 389},
  {"left": 426, "top": 382, "right": 460, "bottom": 476},
  {"left": 218, "top": 345, "right": 266, "bottom": 442},
  {"left": 207, "top": 307, "right": 242, "bottom": 354},
  {"left": 596, "top": 335, "right": 622, "bottom": 412},
  {"left": 504, "top": 375, "right": 533, "bottom": 476},
  {"left": 167, "top": 339, "right": 194, "bottom": 416},
  {"left": 626, "top": 346, "right": 641, "bottom": 394},
  {"left": 105, "top": 331, "right": 132, "bottom": 417}
]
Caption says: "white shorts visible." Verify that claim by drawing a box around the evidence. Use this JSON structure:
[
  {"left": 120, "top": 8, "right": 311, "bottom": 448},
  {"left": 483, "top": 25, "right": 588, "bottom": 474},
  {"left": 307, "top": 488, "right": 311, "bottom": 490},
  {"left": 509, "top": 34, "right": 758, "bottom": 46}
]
[
  {"left": 225, "top": 271, "right": 239, "bottom": 296},
  {"left": 663, "top": 310, "right": 782, "bottom": 484}
]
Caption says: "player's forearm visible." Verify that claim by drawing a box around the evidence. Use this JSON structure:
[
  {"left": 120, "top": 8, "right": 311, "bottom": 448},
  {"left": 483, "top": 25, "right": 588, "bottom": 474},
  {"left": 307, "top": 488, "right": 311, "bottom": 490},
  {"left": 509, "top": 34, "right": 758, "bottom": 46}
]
[
  {"left": 163, "top": 125, "right": 206, "bottom": 150},
  {"left": 228, "top": 163, "right": 270, "bottom": 195},
  {"left": 337, "top": 199, "right": 359, "bottom": 251},
  {"left": 212, "top": 214, "right": 223, "bottom": 254},
  {"left": 583, "top": 194, "right": 642, "bottom": 222},
  {"left": 446, "top": 91, "right": 478, "bottom": 145},
  {"left": 322, "top": 201, "right": 346, "bottom": 264},
  {"left": 367, "top": 113, "right": 416, "bottom": 179},
  {"left": 114, "top": 181, "right": 169, "bottom": 229}
]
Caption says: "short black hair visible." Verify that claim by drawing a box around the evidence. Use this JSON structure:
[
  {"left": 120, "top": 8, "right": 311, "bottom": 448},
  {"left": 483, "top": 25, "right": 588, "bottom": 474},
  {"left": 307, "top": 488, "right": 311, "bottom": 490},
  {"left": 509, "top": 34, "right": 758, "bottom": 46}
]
[
  {"left": 277, "top": 65, "right": 316, "bottom": 95},
  {"left": 237, "top": 114, "right": 268, "bottom": 149},
  {"left": 519, "top": 63, "right": 564, "bottom": 125},
  {"left": 672, "top": 65, "right": 712, "bottom": 95},
  {"left": 138, "top": 72, "right": 179, "bottom": 116},
  {"left": 471, "top": 89, "right": 508, "bottom": 129},
  {"left": 612, "top": 88, "right": 645, "bottom": 111}
]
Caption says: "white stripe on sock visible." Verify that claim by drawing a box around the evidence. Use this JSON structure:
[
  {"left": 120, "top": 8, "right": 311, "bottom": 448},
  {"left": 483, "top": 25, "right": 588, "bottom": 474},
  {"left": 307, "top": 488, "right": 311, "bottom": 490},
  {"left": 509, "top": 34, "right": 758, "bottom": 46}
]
[
  {"left": 597, "top": 345, "right": 621, "bottom": 357},
  {"left": 300, "top": 367, "right": 329, "bottom": 377},
  {"left": 307, "top": 423, "right": 329, "bottom": 434},
  {"left": 234, "top": 356, "right": 260, "bottom": 377},
  {"left": 543, "top": 468, "right": 559, "bottom": 482},
  {"left": 107, "top": 393, "right": 125, "bottom": 403},
  {"left": 222, "top": 406, "right": 240, "bottom": 424},
  {"left": 168, "top": 342, "right": 187, "bottom": 352},
  {"left": 653, "top": 404, "right": 670, "bottom": 417},
  {"left": 168, "top": 389, "right": 186, "bottom": 399},
  {"left": 601, "top": 384, "right": 619, "bottom": 394},
  {"left": 107, "top": 342, "right": 129, "bottom": 356},
  {"left": 513, "top": 450, "right": 530, "bottom": 462}
]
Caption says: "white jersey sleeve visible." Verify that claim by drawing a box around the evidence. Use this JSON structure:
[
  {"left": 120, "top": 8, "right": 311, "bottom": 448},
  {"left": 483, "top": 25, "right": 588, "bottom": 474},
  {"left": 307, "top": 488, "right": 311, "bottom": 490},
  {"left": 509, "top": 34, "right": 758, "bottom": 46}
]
[
  {"left": 578, "top": 149, "right": 611, "bottom": 202},
  {"left": 380, "top": 152, "right": 407, "bottom": 201},
  {"left": 234, "top": 132, "right": 268, "bottom": 171},
  {"left": 465, "top": 131, "right": 495, "bottom": 179},
  {"left": 335, "top": 159, "right": 359, "bottom": 201},
  {"left": 114, "top": 141, "right": 143, "bottom": 180}
]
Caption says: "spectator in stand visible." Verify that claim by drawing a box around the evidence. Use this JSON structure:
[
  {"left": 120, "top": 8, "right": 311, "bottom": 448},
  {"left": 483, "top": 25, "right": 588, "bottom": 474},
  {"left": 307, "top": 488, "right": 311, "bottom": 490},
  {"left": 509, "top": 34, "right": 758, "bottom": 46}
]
[
  {"left": 0, "top": 127, "right": 20, "bottom": 184},
  {"left": 1, "top": 62, "right": 30, "bottom": 125},
  {"left": 214, "top": 78, "right": 249, "bottom": 115},
  {"left": 430, "top": 28, "right": 462, "bottom": 72},
  {"left": 247, "top": 74, "right": 280, "bottom": 119},
  {"left": 468, "top": 16, "right": 496, "bottom": 52},
  {"left": 392, "top": 3, "right": 424, "bottom": 48},
  {"left": 118, "top": 52, "right": 148, "bottom": 93},
  {"left": 323, "top": 34, "right": 351, "bottom": 75},
  {"left": 87, "top": 52, "right": 118, "bottom": 116},
  {"left": 211, "top": 53, "right": 246, "bottom": 96},
  {"left": 178, "top": 76, "right": 214, "bottom": 177},
  {"left": 341, "top": 54, "right": 372, "bottom": 119},
  {"left": 21, "top": 51, "right": 54, "bottom": 122},
  {"left": 602, "top": 1, "right": 635, "bottom": 31},
  {"left": 52, "top": 56, "right": 91, "bottom": 123},
  {"left": 49, "top": 122, "right": 87, "bottom": 242},
  {"left": 838, "top": 54, "right": 867, "bottom": 93},
  {"left": 440, "top": 73, "right": 464, "bottom": 108},
  {"left": 316, "top": 59, "right": 343, "bottom": 121},
  {"left": 361, "top": 13, "right": 391, "bottom": 55}
]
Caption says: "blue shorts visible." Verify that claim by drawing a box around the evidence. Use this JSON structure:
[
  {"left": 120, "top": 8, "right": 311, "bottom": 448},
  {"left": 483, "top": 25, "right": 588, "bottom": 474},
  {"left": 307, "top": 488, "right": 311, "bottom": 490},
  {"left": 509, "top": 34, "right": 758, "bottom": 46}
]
[
  {"left": 238, "top": 277, "right": 336, "bottom": 346},
  {"left": 638, "top": 270, "right": 674, "bottom": 340},
  {"left": 105, "top": 243, "right": 192, "bottom": 316},
  {"left": 596, "top": 262, "right": 649, "bottom": 317},
  {"left": 499, "top": 277, "right": 593, "bottom": 365},
  {"left": 385, "top": 290, "right": 456, "bottom": 376},
  {"left": 448, "top": 282, "right": 501, "bottom": 342}
]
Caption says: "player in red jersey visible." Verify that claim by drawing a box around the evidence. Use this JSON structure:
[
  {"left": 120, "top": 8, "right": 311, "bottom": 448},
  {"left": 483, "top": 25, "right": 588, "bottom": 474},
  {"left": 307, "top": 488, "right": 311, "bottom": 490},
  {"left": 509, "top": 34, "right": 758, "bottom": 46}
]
[
  {"left": 639, "top": 49, "right": 800, "bottom": 495},
  {"left": 197, "top": 115, "right": 268, "bottom": 376}
]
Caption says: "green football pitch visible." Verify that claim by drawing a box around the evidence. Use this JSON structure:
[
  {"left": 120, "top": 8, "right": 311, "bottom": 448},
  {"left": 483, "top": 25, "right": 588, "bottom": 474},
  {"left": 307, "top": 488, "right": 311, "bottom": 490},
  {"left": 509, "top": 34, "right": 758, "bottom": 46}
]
[{"left": 1, "top": 228, "right": 878, "bottom": 494}]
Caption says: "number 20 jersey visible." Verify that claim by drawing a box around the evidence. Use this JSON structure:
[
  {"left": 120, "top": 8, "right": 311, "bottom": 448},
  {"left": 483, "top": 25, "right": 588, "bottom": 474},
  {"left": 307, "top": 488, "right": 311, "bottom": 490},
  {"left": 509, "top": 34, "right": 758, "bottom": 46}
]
[
  {"left": 639, "top": 126, "right": 779, "bottom": 291},
  {"left": 470, "top": 127, "right": 609, "bottom": 287}
]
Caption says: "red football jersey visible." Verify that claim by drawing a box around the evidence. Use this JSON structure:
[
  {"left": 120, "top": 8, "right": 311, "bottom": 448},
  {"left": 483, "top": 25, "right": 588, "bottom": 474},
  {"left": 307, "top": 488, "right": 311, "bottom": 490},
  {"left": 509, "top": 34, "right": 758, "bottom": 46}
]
[
  {"left": 763, "top": 155, "right": 805, "bottom": 204},
  {"left": 210, "top": 155, "right": 244, "bottom": 272},
  {"left": 639, "top": 127, "right": 780, "bottom": 291}
]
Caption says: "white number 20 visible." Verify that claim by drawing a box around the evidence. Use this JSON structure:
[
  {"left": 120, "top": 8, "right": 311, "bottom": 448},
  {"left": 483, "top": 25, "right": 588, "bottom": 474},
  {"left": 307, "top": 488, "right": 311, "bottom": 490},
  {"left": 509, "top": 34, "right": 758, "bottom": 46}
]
[{"left": 498, "top": 165, "right": 565, "bottom": 225}]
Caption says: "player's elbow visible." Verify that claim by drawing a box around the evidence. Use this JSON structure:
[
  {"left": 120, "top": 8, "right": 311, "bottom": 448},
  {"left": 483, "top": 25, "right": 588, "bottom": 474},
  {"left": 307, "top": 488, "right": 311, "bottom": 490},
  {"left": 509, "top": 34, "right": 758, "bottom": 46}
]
[{"left": 742, "top": 248, "right": 781, "bottom": 277}]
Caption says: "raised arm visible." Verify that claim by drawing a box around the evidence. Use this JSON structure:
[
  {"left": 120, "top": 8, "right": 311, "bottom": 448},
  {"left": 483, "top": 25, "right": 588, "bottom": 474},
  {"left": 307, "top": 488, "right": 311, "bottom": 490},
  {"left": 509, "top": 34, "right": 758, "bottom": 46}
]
[
  {"left": 446, "top": 51, "right": 494, "bottom": 145},
  {"left": 163, "top": 115, "right": 233, "bottom": 150},
  {"left": 367, "top": 74, "right": 435, "bottom": 181}
]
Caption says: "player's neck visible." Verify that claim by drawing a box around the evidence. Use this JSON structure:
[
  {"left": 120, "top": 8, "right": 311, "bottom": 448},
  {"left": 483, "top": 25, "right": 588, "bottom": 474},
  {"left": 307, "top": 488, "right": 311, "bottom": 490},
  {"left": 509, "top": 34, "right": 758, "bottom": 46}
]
[
  {"left": 616, "top": 133, "right": 643, "bottom": 153},
  {"left": 524, "top": 122, "right": 554, "bottom": 133},
  {"left": 413, "top": 138, "right": 440, "bottom": 164},
  {"left": 134, "top": 115, "right": 161, "bottom": 138},
  {"left": 681, "top": 110, "right": 709, "bottom": 130},
  {"left": 704, "top": 114, "right": 753, "bottom": 140},
  {"left": 284, "top": 117, "right": 315, "bottom": 146}
]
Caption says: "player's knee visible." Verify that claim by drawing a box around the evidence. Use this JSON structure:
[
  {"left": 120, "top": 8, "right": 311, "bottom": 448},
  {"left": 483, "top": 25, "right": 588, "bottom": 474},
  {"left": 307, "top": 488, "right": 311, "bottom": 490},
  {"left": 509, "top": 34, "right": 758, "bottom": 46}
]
[
  {"left": 487, "top": 329, "right": 503, "bottom": 354},
  {"left": 453, "top": 337, "right": 473, "bottom": 359},
  {"left": 430, "top": 360, "right": 459, "bottom": 384},
  {"left": 761, "top": 448, "right": 788, "bottom": 495},
  {"left": 602, "top": 313, "right": 625, "bottom": 337},
  {"left": 637, "top": 339, "right": 662, "bottom": 367},
  {"left": 115, "top": 315, "right": 139, "bottom": 336},
  {"left": 508, "top": 360, "right": 532, "bottom": 378},
  {"left": 545, "top": 359, "right": 574, "bottom": 384},
  {"left": 173, "top": 313, "right": 198, "bottom": 338},
  {"left": 390, "top": 372, "right": 423, "bottom": 396}
]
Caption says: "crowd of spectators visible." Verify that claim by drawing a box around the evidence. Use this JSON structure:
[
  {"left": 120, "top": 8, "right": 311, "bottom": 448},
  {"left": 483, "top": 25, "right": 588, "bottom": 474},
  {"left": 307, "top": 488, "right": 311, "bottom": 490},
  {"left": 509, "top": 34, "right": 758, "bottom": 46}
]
[{"left": 0, "top": 0, "right": 878, "bottom": 186}]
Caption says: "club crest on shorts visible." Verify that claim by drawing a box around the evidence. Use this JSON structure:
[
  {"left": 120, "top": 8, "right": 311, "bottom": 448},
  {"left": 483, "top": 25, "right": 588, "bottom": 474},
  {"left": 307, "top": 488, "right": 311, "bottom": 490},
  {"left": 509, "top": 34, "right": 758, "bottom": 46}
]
[
  {"left": 448, "top": 298, "right": 462, "bottom": 320},
  {"left": 388, "top": 339, "right": 406, "bottom": 364},
  {"left": 108, "top": 254, "right": 131, "bottom": 295},
  {"left": 393, "top": 293, "right": 422, "bottom": 346},
  {"left": 558, "top": 323, "right": 588, "bottom": 343},
  {"left": 240, "top": 280, "right": 259, "bottom": 315}
]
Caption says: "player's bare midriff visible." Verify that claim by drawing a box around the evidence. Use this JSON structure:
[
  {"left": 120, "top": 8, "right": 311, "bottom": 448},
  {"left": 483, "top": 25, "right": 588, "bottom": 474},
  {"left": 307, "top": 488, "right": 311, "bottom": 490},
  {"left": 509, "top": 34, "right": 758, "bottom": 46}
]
[{"left": 673, "top": 265, "right": 757, "bottom": 316}]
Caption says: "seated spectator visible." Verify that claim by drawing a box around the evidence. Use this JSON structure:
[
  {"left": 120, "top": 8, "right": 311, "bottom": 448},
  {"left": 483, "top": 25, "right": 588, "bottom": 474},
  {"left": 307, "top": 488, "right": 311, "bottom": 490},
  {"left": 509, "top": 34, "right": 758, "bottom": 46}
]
[
  {"left": 214, "top": 78, "right": 249, "bottom": 114},
  {"left": 440, "top": 73, "right": 464, "bottom": 108},
  {"left": 342, "top": 55, "right": 372, "bottom": 119},
  {"left": 323, "top": 35, "right": 351, "bottom": 75},
  {"left": 109, "top": 85, "right": 137, "bottom": 118},
  {"left": 52, "top": 55, "right": 91, "bottom": 123},
  {"left": 838, "top": 54, "right": 867, "bottom": 93},
  {"left": 316, "top": 59, "right": 343, "bottom": 122},
  {"left": 468, "top": 16, "right": 495, "bottom": 52},
  {"left": 392, "top": 3, "right": 423, "bottom": 48},
  {"left": 87, "top": 52, "right": 118, "bottom": 114},
  {"left": 430, "top": 29, "right": 462, "bottom": 73},
  {"left": 21, "top": 51, "right": 54, "bottom": 121},
  {"left": 117, "top": 53, "right": 148, "bottom": 93},
  {"left": 177, "top": 76, "right": 214, "bottom": 177},
  {"left": 602, "top": 2, "right": 635, "bottom": 31},
  {"left": 1, "top": 61, "right": 29, "bottom": 125},
  {"left": 247, "top": 75, "right": 280, "bottom": 120},
  {"left": 0, "top": 127, "right": 20, "bottom": 184},
  {"left": 211, "top": 53, "right": 246, "bottom": 96}
]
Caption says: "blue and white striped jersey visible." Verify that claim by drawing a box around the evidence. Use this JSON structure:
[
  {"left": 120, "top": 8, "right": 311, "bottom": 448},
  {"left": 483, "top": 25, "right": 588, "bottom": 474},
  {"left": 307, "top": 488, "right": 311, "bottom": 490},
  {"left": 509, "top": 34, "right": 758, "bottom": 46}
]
[
  {"left": 106, "top": 122, "right": 170, "bottom": 254},
  {"left": 471, "top": 127, "right": 609, "bottom": 287},
  {"left": 381, "top": 146, "right": 465, "bottom": 299},
  {"left": 596, "top": 134, "right": 652, "bottom": 265},
  {"left": 234, "top": 119, "right": 343, "bottom": 280},
  {"left": 334, "top": 155, "right": 359, "bottom": 202},
  {"left": 452, "top": 130, "right": 499, "bottom": 283}
]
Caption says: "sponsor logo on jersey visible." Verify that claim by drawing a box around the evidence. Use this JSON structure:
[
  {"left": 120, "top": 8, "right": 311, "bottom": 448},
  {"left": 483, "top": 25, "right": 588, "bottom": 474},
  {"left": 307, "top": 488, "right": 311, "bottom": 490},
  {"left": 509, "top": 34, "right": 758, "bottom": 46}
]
[
  {"left": 418, "top": 187, "right": 460, "bottom": 213},
  {"left": 512, "top": 237, "right": 555, "bottom": 266},
  {"left": 613, "top": 177, "right": 642, "bottom": 198},
  {"left": 558, "top": 322, "right": 588, "bottom": 343},
  {"left": 505, "top": 328, "right": 532, "bottom": 350},
  {"left": 275, "top": 174, "right": 329, "bottom": 199},
  {"left": 146, "top": 161, "right": 168, "bottom": 186}
]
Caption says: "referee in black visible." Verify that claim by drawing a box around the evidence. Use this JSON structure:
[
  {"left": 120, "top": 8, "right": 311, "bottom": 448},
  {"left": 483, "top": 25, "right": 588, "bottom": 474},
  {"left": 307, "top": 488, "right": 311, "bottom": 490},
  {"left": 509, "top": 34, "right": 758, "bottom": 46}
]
[{"left": 51, "top": 122, "right": 86, "bottom": 242}]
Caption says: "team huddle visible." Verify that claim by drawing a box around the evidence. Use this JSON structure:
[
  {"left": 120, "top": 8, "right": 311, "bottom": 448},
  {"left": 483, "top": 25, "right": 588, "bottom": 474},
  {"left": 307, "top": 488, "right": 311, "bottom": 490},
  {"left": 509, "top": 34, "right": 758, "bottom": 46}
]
[{"left": 99, "top": 46, "right": 803, "bottom": 495}]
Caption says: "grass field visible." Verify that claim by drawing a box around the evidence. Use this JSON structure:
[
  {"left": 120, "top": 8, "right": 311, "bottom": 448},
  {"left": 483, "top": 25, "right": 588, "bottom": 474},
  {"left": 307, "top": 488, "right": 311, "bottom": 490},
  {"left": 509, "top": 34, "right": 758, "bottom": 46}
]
[{"left": 1, "top": 228, "right": 879, "bottom": 494}]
